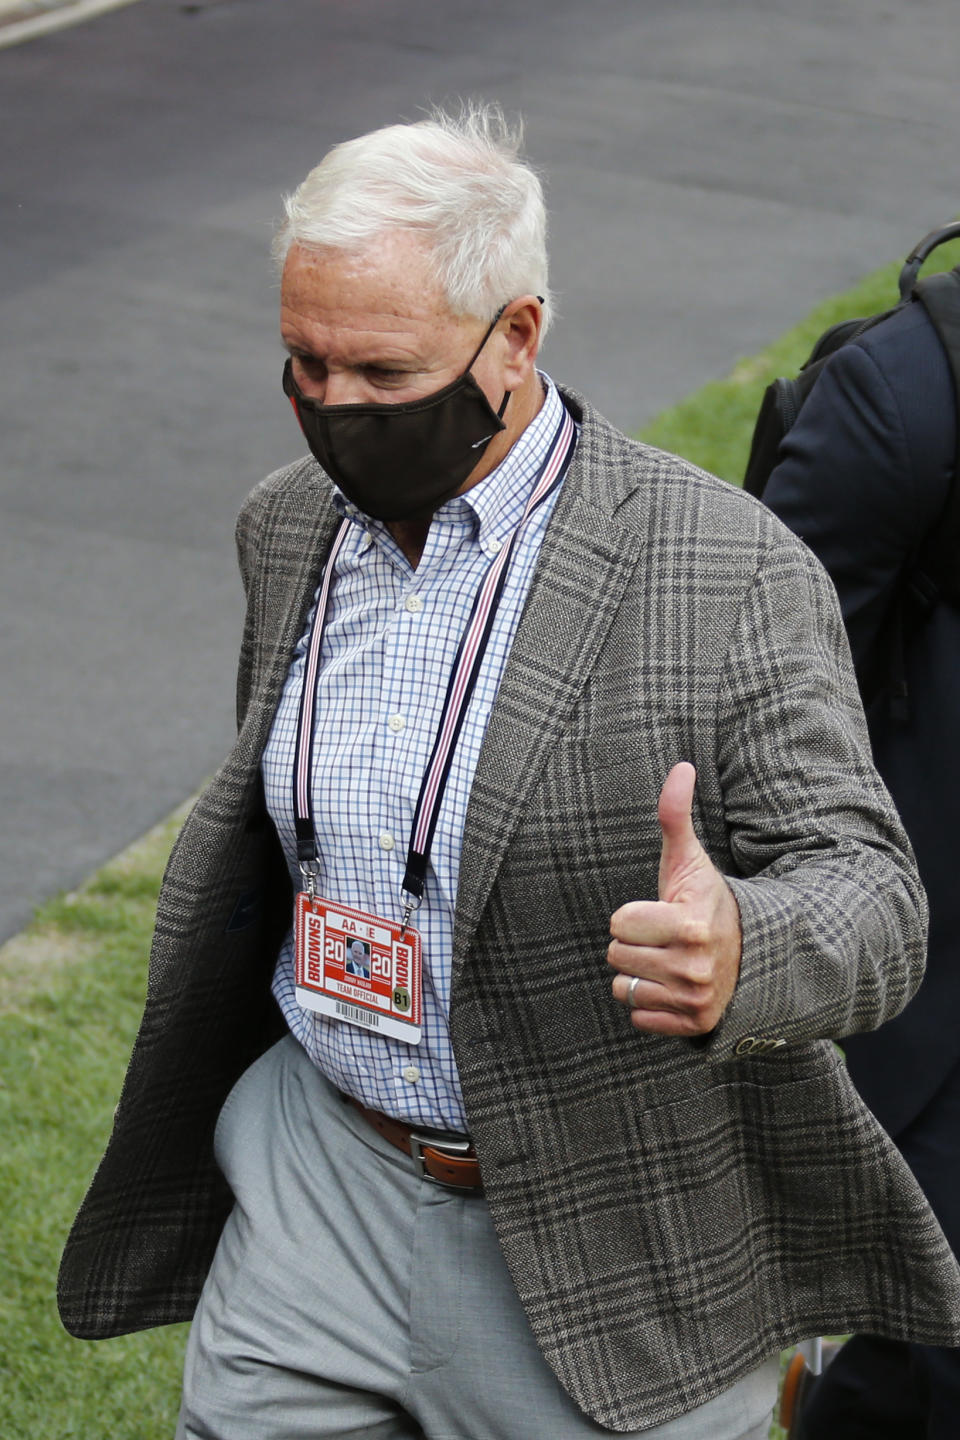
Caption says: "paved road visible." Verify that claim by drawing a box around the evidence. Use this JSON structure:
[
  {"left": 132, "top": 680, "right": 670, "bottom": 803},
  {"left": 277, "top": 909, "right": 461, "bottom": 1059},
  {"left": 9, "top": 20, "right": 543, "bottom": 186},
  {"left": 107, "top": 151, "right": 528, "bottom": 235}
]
[{"left": 2, "top": 0, "right": 959, "bottom": 941}]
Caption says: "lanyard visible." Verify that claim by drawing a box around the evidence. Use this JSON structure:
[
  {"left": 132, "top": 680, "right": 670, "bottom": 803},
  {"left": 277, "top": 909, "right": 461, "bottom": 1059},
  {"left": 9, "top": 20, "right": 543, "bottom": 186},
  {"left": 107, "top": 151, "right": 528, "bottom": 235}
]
[{"left": 292, "top": 404, "right": 577, "bottom": 924}]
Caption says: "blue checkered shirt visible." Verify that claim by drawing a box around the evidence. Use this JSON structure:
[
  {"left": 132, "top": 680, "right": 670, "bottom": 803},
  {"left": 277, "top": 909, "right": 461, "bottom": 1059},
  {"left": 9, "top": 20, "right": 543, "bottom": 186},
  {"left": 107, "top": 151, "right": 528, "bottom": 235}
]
[{"left": 263, "top": 375, "right": 572, "bottom": 1132}]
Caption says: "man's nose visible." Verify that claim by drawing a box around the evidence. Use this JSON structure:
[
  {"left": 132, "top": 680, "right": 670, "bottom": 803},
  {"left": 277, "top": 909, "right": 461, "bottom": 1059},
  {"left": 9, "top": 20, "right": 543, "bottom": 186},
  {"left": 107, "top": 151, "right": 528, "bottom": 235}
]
[{"left": 321, "top": 370, "right": 368, "bottom": 406}]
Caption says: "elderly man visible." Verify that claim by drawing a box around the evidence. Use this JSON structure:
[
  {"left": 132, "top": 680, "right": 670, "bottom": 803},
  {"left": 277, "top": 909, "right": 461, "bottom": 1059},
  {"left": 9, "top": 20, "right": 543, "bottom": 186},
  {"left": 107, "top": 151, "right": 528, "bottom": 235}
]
[{"left": 58, "top": 106, "right": 960, "bottom": 1440}]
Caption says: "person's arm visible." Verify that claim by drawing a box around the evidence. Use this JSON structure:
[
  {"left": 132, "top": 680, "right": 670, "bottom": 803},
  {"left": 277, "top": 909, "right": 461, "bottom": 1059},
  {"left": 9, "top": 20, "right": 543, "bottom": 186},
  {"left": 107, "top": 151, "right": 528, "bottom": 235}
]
[
  {"left": 721, "top": 530, "right": 927, "bottom": 1044},
  {"left": 606, "top": 520, "right": 926, "bottom": 1056},
  {"left": 697, "top": 532, "right": 924, "bottom": 1057}
]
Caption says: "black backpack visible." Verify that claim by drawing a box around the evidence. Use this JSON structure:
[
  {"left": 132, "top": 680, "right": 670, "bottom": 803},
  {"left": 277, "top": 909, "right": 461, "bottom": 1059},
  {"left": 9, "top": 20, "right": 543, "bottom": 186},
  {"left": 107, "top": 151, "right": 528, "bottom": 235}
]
[{"left": 743, "top": 222, "right": 960, "bottom": 713}]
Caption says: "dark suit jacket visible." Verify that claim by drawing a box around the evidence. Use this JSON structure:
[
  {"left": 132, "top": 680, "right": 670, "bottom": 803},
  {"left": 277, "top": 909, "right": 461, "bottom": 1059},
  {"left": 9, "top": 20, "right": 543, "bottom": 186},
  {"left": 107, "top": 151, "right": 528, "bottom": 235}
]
[
  {"left": 764, "top": 301, "right": 960, "bottom": 1140},
  {"left": 58, "top": 388, "right": 960, "bottom": 1432}
]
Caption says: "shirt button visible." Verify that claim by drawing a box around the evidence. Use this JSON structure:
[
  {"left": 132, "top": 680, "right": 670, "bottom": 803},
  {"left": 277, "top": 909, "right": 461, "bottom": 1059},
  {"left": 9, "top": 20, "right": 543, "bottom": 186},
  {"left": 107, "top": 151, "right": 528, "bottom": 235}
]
[
  {"left": 388, "top": 713, "right": 405, "bottom": 733},
  {"left": 378, "top": 831, "right": 395, "bottom": 851},
  {"left": 487, "top": 537, "right": 504, "bottom": 555},
  {"left": 402, "top": 1065, "right": 421, "bottom": 1083},
  {"left": 404, "top": 594, "right": 423, "bottom": 613}
]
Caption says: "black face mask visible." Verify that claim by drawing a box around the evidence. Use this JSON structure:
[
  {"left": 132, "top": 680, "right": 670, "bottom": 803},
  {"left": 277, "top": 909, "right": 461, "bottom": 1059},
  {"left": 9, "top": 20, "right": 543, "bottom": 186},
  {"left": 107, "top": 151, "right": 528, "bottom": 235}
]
[{"left": 282, "top": 312, "right": 509, "bottom": 522}]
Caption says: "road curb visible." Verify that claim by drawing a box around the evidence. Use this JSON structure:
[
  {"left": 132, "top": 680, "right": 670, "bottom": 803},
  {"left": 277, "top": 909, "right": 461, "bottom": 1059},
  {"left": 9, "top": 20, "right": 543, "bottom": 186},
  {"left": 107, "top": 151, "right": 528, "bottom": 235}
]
[{"left": 0, "top": 0, "right": 139, "bottom": 49}]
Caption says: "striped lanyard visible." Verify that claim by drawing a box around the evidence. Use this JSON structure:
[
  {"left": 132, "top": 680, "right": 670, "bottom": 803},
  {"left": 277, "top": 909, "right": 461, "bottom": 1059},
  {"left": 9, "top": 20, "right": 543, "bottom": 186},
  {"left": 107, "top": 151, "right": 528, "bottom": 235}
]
[{"left": 292, "top": 403, "right": 577, "bottom": 927}]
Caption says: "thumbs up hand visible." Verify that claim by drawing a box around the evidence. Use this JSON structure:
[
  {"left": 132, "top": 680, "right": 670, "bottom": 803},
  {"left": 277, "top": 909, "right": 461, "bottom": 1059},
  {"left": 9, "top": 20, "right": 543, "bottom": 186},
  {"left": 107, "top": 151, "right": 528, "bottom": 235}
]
[{"left": 608, "top": 763, "right": 742, "bottom": 1037}]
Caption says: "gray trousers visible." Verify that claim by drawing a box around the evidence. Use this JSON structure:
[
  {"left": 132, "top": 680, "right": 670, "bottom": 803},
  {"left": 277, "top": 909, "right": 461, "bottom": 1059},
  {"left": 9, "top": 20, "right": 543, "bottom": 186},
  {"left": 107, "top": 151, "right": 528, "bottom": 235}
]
[{"left": 177, "top": 1036, "right": 777, "bottom": 1440}]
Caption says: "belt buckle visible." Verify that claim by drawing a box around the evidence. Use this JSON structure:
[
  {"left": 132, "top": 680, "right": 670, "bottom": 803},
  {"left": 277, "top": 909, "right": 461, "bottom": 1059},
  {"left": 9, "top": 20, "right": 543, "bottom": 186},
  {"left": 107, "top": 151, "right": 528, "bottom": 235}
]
[{"left": 408, "top": 1129, "right": 472, "bottom": 1186}]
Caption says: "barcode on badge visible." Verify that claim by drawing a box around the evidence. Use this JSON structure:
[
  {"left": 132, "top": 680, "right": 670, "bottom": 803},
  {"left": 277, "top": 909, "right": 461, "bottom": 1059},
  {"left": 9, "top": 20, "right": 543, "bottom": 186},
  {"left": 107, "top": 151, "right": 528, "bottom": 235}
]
[{"left": 335, "top": 1001, "right": 380, "bottom": 1028}]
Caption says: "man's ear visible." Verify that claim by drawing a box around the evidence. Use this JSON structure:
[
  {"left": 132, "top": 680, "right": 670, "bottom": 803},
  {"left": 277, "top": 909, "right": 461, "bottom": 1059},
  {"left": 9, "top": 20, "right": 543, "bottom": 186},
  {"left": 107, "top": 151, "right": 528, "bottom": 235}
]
[{"left": 499, "top": 295, "right": 543, "bottom": 388}]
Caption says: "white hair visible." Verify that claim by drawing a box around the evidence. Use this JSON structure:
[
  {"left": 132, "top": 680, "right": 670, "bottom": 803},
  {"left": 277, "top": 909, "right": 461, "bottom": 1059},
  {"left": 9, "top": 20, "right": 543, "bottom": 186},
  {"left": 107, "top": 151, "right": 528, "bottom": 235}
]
[{"left": 273, "top": 102, "right": 552, "bottom": 337}]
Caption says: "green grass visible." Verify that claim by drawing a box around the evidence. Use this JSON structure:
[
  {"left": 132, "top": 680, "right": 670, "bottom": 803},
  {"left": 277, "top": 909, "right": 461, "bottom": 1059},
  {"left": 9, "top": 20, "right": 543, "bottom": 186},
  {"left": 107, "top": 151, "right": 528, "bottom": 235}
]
[
  {"left": 0, "top": 808, "right": 191, "bottom": 1438},
  {"left": 5, "top": 237, "right": 959, "bottom": 1437}
]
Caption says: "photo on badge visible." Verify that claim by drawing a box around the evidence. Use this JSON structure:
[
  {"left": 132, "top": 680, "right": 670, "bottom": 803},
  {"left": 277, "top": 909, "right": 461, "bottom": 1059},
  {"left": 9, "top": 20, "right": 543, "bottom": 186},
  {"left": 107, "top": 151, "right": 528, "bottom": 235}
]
[{"left": 344, "top": 938, "right": 371, "bottom": 980}]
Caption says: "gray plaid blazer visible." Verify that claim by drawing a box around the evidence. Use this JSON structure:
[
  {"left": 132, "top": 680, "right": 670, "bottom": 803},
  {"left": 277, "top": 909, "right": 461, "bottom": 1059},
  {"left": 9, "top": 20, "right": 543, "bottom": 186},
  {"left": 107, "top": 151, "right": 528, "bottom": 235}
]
[{"left": 58, "top": 389, "right": 960, "bottom": 1432}]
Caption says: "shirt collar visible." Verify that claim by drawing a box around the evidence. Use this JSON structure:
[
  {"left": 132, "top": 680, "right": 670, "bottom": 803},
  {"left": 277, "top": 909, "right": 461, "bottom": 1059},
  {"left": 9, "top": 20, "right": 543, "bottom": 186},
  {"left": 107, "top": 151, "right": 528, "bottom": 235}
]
[{"left": 453, "top": 373, "right": 563, "bottom": 549}]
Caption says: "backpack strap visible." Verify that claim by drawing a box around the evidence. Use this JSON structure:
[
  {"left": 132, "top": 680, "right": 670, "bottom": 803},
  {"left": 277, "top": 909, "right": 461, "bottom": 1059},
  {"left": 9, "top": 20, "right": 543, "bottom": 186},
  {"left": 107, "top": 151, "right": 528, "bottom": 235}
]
[
  {"left": 878, "top": 265, "right": 960, "bottom": 723},
  {"left": 907, "top": 266, "right": 960, "bottom": 609},
  {"left": 898, "top": 221, "right": 960, "bottom": 298}
]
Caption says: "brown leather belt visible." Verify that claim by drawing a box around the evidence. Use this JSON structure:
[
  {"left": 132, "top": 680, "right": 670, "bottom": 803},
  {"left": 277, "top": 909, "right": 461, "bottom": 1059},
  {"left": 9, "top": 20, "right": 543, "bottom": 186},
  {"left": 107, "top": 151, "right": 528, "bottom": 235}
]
[{"left": 348, "top": 1097, "right": 482, "bottom": 1189}]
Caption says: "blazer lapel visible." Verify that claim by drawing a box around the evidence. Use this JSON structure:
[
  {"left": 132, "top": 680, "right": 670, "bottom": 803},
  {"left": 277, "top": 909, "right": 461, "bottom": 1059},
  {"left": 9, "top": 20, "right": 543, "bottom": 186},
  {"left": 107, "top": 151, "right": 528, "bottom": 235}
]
[
  {"left": 453, "top": 413, "right": 647, "bottom": 967},
  {"left": 239, "top": 467, "right": 341, "bottom": 764}
]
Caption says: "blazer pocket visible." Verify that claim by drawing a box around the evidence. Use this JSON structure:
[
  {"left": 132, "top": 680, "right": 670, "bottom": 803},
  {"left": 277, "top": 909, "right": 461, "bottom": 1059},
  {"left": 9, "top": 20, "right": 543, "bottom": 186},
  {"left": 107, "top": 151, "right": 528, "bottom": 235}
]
[
  {"left": 545, "top": 729, "right": 649, "bottom": 777},
  {"left": 627, "top": 1064, "right": 891, "bottom": 1316}
]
